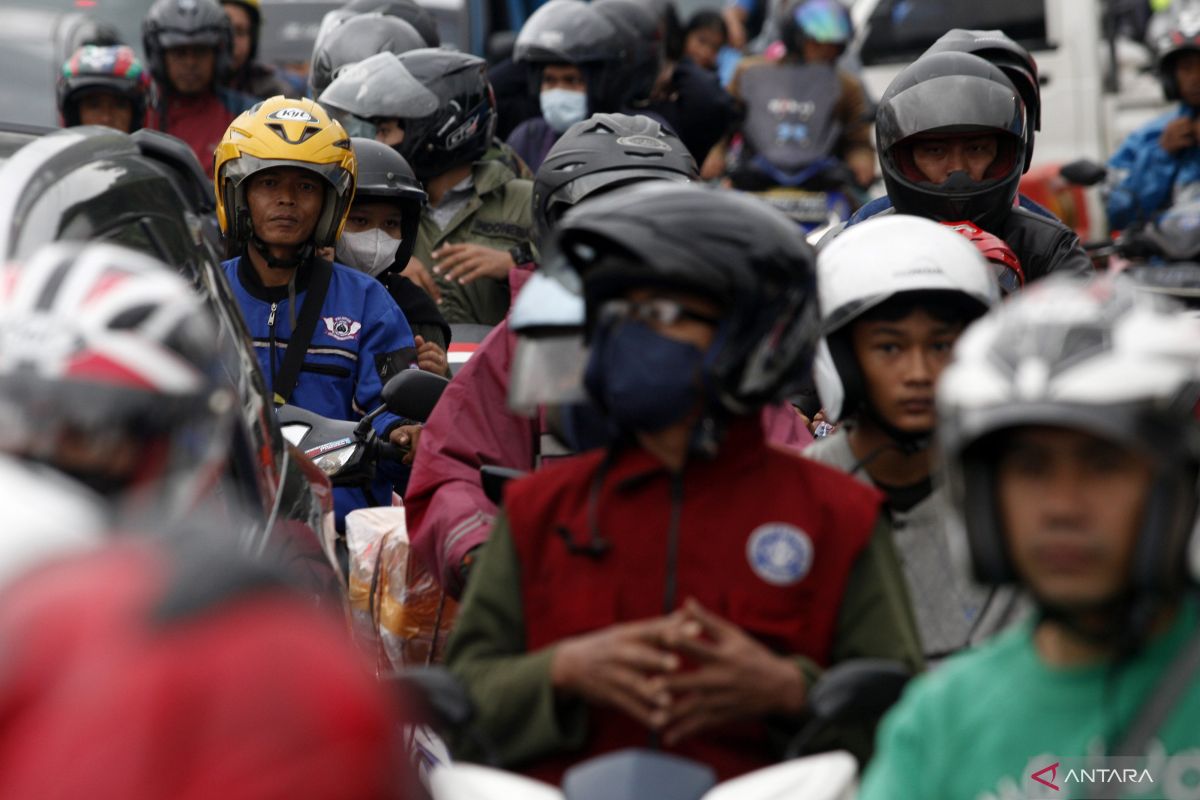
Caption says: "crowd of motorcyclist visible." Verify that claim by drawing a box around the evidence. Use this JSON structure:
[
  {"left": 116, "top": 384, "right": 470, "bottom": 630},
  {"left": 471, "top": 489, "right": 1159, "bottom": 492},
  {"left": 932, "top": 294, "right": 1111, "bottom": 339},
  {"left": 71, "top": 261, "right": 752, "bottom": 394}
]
[{"left": 6, "top": 0, "right": 1200, "bottom": 797}]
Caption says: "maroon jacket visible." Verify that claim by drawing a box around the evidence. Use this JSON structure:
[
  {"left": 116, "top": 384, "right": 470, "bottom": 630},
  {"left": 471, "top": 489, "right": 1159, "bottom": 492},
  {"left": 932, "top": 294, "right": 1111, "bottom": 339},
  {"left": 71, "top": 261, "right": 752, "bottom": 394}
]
[
  {"left": 507, "top": 416, "right": 881, "bottom": 783},
  {"left": 405, "top": 266, "right": 814, "bottom": 594},
  {"left": 149, "top": 88, "right": 256, "bottom": 178}
]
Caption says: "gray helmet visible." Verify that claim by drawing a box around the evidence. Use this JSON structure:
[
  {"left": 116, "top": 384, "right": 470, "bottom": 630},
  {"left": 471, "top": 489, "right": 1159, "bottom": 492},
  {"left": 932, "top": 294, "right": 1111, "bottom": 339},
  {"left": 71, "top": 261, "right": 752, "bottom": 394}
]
[
  {"left": 143, "top": 0, "right": 234, "bottom": 88},
  {"left": 938, "top": 276, "right": 1200, "bottom": 594},
  {"left": 531, "top": 113, "right": 696, "bottom": 246},
  {"left": 308, "top": 13, "right": 425, "bottom": 97}
]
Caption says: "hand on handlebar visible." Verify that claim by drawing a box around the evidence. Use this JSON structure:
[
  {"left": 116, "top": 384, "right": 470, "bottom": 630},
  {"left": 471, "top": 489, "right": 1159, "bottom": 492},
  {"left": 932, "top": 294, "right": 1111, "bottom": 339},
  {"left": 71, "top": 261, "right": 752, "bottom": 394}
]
[{"left": 388, "top": 424, "right": 423, "bottom": 466}]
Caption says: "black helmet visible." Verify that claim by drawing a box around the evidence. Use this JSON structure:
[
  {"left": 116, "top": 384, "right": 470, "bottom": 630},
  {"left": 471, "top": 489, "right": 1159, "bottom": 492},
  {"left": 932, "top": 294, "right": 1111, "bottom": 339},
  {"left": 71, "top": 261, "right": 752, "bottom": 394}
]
[
  {"left": 395, "top": 49, "right": 495, "bottom": 181},
  {"left": 554, "top": 182, "right": 819, "bottom": 413},
  {"left": 308, "top": 13, "right": 425, "bottom": 96},
  {"left": 349, "top": 137, "right": 427, "bottom": 269},
  {"left": 318, "top": 48, "right": 495, "bottom": 182},
  {"left": 342, "top": 0, "right": 440, "bottom": 47},
  {"left": 513, "top": 0, "right": 628, "bottom": 114},
  {"left": 532, "top": 113, "right": 697, "bottom": 245},
  {"left": 926, "top": 29, "right": 1041, "bottom": 170},
  {"left": 1154, "top": 9, "right": 1200, "bottom": 101},
  {"left": 143, "top": 0, "right": 234, "bottom": 89},
  {"left": 876, "top": 51, "right": 1026, "bottom": 233},
  {"left": 593, "top": 0, "right": 664, "bottom": 108}
]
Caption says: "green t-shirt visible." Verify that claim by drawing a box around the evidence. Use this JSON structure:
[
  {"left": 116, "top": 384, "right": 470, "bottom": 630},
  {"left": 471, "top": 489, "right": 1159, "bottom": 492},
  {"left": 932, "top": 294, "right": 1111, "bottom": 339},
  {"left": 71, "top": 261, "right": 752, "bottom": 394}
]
[{"left": 860, "top": 598, "right": 1200, "bottom": 800}]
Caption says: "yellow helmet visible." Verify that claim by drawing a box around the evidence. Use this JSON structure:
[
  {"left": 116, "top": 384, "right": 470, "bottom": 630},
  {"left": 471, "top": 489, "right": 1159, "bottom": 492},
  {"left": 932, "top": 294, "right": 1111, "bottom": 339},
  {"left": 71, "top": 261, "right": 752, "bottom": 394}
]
[{"left": 214, "top": 96, "right": 356, "bottom": 248}]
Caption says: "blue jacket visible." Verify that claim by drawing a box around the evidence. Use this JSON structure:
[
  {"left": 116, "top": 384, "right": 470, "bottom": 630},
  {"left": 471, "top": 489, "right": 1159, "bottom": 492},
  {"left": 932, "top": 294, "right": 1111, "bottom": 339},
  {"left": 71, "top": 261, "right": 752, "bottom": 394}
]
[
  {"left": 1107, "top": 105, "right": 1200, "bottom": 231},
  {"left": 223, "top": 255, "right": 417, "bottom": 524}
]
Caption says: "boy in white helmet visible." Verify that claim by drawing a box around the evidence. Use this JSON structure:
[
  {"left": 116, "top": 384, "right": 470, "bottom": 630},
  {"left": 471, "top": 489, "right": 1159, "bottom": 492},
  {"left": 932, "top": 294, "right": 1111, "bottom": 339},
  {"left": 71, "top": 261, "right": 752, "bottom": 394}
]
[
  {"left": 861, "top": 276, "right": 1200, "bottom": 800},
  {"left": 807, "top": 215, "right": 1020, "bottom": 664}
]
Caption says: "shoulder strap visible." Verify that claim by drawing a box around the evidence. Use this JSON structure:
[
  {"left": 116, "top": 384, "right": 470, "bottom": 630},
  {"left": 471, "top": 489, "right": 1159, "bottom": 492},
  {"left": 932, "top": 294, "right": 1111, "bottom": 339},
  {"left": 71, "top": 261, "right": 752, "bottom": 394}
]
[
  {"left": 272, "top": 258, "right": 333, "bottom": 406},
  {"left": 1115, "top": 602, "right": 1200, "bottom": 756}
]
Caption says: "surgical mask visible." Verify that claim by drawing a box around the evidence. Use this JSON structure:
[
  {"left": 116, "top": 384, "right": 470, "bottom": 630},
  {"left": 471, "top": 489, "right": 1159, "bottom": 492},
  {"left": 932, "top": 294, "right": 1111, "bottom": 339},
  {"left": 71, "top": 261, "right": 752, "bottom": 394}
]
[
  {"left": 540, "top": 88, "right": 588, "bottom": 134},
  {"left": 335, "top": 229, "right": 402, "bottom": 278},
  {"left": 583, "top": 320, "right": 708, "bottom": 433}
]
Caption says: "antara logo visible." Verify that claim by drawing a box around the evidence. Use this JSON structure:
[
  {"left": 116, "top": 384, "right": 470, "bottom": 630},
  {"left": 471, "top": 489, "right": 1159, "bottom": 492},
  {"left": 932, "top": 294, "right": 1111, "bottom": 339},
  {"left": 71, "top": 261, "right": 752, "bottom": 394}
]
[
  {"left": 1030, "top": 762, "right": 1156, "bottom": 792},
  {"left": 1031, "top": 762, "right": 1059, "bottom": 791}
]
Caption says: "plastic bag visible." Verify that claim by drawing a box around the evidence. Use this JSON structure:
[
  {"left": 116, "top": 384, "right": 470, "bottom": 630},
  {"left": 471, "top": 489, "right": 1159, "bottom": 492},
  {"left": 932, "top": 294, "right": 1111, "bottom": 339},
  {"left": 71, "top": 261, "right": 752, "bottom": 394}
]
[{"left": 345, "top": 505, "right": 457, "bottom": 670}]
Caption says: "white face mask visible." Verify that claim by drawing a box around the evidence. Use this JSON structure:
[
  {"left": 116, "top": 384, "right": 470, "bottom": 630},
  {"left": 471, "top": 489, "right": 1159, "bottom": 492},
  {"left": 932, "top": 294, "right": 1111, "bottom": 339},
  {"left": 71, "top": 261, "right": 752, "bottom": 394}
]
[
  {"left": 540, "top": 88, "right": 588, "bottom": 133},
  {"left": 335, "top": 228, "right": 402, "bottom": 278}
]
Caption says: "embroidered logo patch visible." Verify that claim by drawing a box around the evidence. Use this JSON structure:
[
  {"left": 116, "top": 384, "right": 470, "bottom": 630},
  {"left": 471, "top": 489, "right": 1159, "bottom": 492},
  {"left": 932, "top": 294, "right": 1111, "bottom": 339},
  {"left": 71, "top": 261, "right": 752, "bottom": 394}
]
[
  {"left": 746, "top": 523, "right": 813, "bottom": 586},
  {"left": 322, "top": 316, "right": 361, "bottom": 342}
]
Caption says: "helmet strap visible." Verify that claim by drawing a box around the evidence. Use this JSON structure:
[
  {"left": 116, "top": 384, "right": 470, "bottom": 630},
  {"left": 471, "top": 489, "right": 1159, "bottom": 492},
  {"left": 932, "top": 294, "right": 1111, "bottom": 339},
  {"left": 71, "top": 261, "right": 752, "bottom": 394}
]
[{"left": 250, "top": 234, "right": 312, "bottom": 271}]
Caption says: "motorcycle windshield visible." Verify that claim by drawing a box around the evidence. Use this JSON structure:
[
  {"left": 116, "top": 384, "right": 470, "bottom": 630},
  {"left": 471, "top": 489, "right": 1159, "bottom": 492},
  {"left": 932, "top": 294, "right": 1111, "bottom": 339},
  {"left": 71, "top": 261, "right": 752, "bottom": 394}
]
[{"left": 318, "top": 52, "right": 439, "bottom": 121}]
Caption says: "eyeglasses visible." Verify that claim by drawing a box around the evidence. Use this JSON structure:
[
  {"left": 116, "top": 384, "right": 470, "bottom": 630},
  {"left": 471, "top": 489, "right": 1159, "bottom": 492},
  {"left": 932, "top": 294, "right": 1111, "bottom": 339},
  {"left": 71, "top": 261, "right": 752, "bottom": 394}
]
[{"left": 598, "top": 298, "right": 722, "bottom": 328}]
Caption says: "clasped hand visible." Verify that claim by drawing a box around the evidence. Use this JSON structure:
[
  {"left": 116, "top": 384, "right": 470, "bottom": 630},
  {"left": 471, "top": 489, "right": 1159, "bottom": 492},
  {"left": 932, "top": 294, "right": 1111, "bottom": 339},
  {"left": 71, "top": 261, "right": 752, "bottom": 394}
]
[{"left": 549, "top": 598, "right": 807, "bottom": 746}]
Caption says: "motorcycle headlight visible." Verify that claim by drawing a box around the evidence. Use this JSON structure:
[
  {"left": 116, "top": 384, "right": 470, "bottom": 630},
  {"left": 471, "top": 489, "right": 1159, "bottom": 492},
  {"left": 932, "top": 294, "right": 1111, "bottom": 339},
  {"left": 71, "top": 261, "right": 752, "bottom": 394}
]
[{"left": 311, "top": 443, "right": 357, "bottom": 476}]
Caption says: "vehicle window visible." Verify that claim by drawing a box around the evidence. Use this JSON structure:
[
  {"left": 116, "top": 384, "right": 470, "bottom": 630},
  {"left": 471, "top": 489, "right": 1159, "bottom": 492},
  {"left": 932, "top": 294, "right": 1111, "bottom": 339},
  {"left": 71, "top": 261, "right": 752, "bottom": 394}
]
[{"left": 859, "top": 0, "right": 1049, "bottom": 66}]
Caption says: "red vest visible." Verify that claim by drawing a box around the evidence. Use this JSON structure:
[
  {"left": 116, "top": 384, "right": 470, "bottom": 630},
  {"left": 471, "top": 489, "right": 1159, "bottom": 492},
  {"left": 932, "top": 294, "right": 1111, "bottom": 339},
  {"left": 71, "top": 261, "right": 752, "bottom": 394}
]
[{"left": 505, "top": 417, "right": 882, "bottom": 784}]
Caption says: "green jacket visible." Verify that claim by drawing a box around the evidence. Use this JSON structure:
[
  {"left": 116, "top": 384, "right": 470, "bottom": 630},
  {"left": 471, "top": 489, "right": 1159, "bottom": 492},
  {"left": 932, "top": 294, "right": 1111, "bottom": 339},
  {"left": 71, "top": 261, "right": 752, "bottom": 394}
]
[
  {"left": 447, "top": 511, "right": 924, "bottom": 770},
  {"left": 413, "top": 158, "right": 534, "bottom": 326}
]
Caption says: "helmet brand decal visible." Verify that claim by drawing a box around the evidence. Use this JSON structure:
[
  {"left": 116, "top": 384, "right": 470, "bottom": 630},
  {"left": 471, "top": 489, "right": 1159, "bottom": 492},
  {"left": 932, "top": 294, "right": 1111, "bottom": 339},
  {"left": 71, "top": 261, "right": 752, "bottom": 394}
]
[
  {"left": 616, "top": 135, "right": 671, "bottom": 151},
  {"left": 747, "top": 523, "right": 813, "bottom": 586},
  {"left": 267, "top": 108, "right": 316, "bottom": 123},
  {"left": 322, "top": 316, "right": 362, "bottom": 342},
  {"left": 445, "top": 109, "right": 482, "bottom": 149}
]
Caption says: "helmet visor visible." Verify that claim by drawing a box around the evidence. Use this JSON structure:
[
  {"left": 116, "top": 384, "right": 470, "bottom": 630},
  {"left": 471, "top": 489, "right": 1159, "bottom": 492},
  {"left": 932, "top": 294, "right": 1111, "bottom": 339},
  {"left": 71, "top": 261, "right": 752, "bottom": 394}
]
[
  {"left": 878, "top": 74, "right": 1024, "bottom": 152},
  {"left": 508, "top": 333, "right": 588, "bottom": 415},
  {"left": 318, "top": 52, "right": 439, "bottom": 121}
]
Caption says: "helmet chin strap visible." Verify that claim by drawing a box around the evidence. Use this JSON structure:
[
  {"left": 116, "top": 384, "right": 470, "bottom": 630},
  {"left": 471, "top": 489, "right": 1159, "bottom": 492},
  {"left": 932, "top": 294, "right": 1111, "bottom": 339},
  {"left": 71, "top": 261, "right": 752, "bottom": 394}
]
[{"left": 250, "top": 235, "right": 313, "bottom": 271}]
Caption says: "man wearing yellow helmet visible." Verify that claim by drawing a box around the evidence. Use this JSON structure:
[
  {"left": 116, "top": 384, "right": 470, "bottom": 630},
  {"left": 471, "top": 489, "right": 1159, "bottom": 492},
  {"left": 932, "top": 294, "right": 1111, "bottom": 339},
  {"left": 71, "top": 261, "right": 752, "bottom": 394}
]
[{"left": 215, "top": 97, "right": 420, "bottom": 526}]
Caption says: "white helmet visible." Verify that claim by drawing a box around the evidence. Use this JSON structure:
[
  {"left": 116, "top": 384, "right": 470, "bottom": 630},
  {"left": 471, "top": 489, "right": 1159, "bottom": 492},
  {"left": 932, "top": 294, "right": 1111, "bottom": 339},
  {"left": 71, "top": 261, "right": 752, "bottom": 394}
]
[
  {"left": 937, "top": 276, "right": 1200, "bottom": 589},
  {"left": 812, "top": 215, "right": 999, "bottom": 422},
  {"left": 0, "top": 455, "right": 106, "bottom": 590}
]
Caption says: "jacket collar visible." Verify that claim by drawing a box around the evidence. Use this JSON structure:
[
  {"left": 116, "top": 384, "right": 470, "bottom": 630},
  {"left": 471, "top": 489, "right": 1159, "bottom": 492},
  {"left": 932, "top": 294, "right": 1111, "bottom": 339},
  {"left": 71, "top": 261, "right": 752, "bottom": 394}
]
[
  {"left": 235, "top": 250, "right": 317, "bottom": 303},
  {"left": 605, "top": 414, "right": 768, "bottom": 493}
]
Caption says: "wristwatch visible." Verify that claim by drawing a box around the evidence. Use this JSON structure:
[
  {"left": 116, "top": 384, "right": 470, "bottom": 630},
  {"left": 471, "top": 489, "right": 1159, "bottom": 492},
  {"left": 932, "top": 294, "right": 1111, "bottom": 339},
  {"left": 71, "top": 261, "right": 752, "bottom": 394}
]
[{"left": 508, "top": 242, "right": 535, "bottom": 266}]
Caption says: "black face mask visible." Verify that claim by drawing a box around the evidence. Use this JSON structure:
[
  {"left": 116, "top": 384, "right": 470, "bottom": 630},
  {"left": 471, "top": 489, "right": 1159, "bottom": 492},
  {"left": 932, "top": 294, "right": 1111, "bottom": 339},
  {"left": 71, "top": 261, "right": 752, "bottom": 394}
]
[{"left": 583, "top": 319, "right": 709, "bottom": 433}]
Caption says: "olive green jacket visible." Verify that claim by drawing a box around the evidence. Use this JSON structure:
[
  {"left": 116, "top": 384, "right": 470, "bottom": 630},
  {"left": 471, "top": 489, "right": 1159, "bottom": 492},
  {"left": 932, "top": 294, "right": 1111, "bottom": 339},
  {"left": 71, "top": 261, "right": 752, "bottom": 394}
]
[
  {"left": 413, "top": 158, "right": 534, "bottom": 326},
  {"left": 446, "top": 512, "right": 924, "bottom": 770}
]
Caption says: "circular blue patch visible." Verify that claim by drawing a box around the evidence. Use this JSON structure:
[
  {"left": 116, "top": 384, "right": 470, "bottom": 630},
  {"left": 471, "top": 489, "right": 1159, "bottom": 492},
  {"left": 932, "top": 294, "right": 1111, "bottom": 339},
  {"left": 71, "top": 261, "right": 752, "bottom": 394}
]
[{"left": 746, "top": 523, "right": 813, "bottom": 586}]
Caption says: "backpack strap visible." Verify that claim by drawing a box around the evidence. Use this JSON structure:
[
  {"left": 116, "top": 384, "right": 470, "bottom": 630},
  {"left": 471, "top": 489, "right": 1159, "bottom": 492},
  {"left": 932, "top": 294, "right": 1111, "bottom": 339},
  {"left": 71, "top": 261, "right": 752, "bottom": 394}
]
[{"left": 272, "top": 257, "right": 333, "bottom": 406}]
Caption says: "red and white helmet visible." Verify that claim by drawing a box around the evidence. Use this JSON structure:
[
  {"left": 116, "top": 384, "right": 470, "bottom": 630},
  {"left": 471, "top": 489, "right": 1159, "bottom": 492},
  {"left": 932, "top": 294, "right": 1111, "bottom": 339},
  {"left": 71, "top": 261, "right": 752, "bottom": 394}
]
[
  {"left": 941, "top": 220, "right": 1025, "bottom": 296},
  {"left": 813, "top": 214, "right": 1000, "bottom": 422},
  {"left": 0, "top": 242, "right": 236, "bottom": 525}
]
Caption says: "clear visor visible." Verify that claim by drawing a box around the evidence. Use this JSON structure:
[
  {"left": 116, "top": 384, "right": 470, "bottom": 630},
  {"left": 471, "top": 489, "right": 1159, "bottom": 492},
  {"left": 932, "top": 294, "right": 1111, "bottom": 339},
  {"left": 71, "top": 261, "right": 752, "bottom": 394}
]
[
  {"left": 508, "top": 333, "right": 589, "bottom": 416},
  {"left": 318, "top": 52, "right": 439, "bottom": 121}
]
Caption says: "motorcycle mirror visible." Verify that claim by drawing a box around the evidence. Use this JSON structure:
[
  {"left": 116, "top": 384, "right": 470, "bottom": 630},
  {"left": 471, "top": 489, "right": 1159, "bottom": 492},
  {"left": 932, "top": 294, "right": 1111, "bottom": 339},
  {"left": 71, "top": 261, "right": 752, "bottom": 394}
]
[
  {"left": 1059, "top": 159, "right": 1108, "bottom": 187},
  {"left": 381, "top": 369, "right": 450, "bottom": 422},
  {"left": 389, "top": 666, "right": 475, "bottom": 730},
  {"left": 806, "top": 659, "right": 910, "bottom": 724},
  {"left": 563, "top": 750, "right": 716, "bottom": 800},
  {"left": 480, "top": 465, "right": 528, "bottom": 506}
]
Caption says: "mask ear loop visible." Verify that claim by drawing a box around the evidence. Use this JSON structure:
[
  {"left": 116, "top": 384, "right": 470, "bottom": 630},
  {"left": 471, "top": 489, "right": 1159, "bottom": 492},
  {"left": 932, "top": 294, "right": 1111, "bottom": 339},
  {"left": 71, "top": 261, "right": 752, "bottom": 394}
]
[{"left": 690, "top": 318, "right": 733, "bottom": 457}]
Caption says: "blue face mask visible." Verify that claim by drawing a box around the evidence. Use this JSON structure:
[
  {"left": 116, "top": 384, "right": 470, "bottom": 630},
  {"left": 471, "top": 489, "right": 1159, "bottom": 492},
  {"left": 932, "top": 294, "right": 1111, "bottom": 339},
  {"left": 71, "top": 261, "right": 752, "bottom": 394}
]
[
  {"left": 540, "top": 88, "right": 588, "bottom": 134},
  {"left": 584, "top": 320, "right": 708, "bottom": 433}
]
